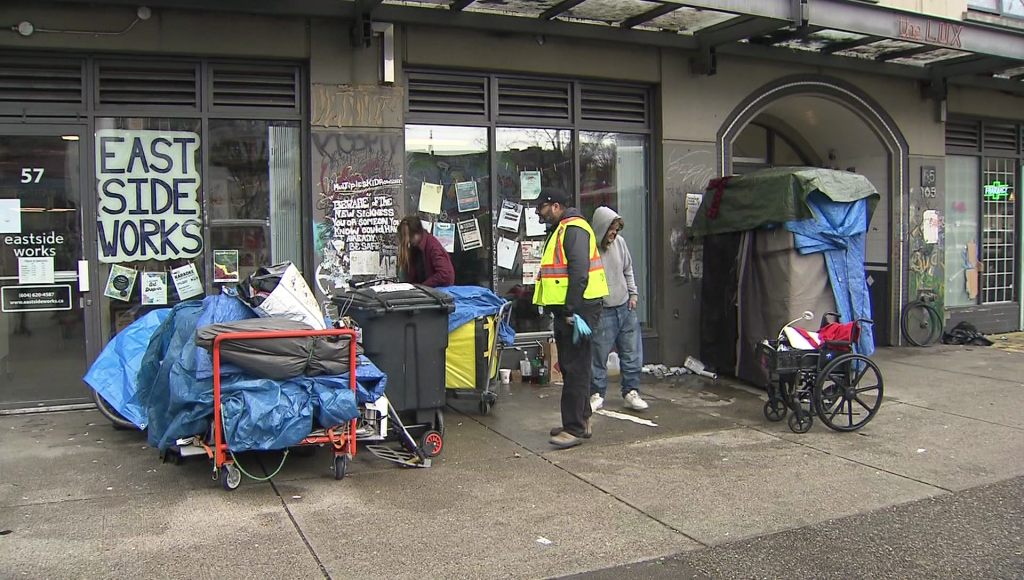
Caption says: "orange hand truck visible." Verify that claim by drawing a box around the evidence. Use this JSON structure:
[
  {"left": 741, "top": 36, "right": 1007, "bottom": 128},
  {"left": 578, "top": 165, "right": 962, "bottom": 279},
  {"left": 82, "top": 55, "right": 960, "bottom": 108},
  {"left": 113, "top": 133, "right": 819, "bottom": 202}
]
[{"left": 211, "top": 328, "right": 359, "bottom": 491}]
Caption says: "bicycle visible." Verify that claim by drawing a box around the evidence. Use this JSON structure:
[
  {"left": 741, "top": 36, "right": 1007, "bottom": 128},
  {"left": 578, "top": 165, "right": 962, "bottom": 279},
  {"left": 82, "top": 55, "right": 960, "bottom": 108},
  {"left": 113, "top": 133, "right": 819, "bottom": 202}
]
[{"left": 901, "top": 289, "right": 943, "bottom": 347}]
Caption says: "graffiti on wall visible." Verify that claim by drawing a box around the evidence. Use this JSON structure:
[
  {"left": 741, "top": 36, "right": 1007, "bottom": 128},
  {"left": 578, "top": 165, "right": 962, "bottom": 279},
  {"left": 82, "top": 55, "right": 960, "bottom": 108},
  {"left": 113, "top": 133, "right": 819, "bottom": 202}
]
[
  {"left": 311, "top": 131, "right": 403, "bottom": 297},
  {"left": 908, "top": 166, "right": 945, "bottom": 317},
  {"left": 311, "top": 85, "right": 403, "bottom": 129},
  {"left": 664, "top": 147, "right": 717, "bottom": 283}
]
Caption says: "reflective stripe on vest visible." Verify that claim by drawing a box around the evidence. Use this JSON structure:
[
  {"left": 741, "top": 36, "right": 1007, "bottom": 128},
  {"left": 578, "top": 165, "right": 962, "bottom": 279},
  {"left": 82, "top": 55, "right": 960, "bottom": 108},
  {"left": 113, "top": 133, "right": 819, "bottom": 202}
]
[{"left": 533, "top": 216, "right": 609, "bottom": 306}]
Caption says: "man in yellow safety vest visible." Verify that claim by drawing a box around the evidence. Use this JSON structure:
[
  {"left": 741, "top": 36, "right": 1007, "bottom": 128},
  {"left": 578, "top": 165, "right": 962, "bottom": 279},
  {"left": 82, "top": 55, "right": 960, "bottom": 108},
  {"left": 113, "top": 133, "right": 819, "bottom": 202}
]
[{"left": 533, "top": 188, "right": 609, "bottom": 449}]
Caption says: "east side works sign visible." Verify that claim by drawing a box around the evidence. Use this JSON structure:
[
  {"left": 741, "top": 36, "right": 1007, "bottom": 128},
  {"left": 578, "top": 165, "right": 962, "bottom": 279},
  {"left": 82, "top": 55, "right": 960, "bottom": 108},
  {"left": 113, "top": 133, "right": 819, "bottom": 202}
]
[{"left": 95, "top": 130, "right": 203, "bottom": 263}]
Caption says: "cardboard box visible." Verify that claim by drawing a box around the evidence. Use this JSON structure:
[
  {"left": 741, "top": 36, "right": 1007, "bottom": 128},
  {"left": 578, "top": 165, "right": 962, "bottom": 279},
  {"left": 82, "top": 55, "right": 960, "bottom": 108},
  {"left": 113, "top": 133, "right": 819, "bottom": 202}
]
[{"left": 543, "top": 339, "right": 562, "bottom": 383}]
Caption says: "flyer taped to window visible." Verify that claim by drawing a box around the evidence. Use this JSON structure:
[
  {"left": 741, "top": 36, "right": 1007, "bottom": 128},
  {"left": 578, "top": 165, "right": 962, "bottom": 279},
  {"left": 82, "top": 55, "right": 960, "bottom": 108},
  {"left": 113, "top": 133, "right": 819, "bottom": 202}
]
[
  {"left": 104, "top": 264, "right": 139, "bottom": 302},
  {"left": 455, "top": 181, "right": 480, "bottom": 213},
  {"left": 458, "top": 218, "right": 483, "bottom": 251},
  {"left": 434, "top": 222, "right": 456, "bottom": 253},
  {"left": 497, "top": 199, "right": 523, "bottom": 233},
  {"left": 141, "top": 272, "right": 168, "bottom": 305}
]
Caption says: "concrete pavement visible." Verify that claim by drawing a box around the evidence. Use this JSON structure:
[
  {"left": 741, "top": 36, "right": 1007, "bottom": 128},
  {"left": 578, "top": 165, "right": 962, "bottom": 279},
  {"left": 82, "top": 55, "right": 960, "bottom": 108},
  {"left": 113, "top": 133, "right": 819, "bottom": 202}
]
[{"left": 1, "top": 345, "right": 1022, "bottom": 579}]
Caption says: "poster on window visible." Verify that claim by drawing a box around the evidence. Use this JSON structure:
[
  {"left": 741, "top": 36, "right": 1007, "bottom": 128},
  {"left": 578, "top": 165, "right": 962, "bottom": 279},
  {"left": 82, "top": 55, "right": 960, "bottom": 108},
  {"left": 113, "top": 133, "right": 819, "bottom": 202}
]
[
  {"left": 435, "top": 222, "right": 456, "bottom": 253},
  {"left": 213, "top": 250, "right": 240, "bottom": 283},
  {"left": 455, "top": 181, "right": 480, "bottom": 212},
  {"left": 141, "top": 272, "right": 168, "bottom": 305},
  {"left": 95, "top": 130, "right": 203, "bottom": 264},
  {"left": 520, "top": 171, "right": 542, "bottom": 200},
  {"left": 498, "top": 199, "right": 523, "bottom": 233},
  {"left": 104, "top": 264, "right": 139, "bottom": 302},
  {"left": 170, "top": 263, "right": 204, "bottom": 300},
  {"left": 457, "top": 218, "right": 483, "bottom": 251}
]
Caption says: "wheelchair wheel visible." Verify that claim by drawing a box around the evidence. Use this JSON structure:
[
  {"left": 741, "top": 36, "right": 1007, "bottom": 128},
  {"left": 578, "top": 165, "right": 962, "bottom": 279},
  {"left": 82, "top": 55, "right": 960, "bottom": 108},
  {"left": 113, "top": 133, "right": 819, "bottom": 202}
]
[
  {"left": 814, "top": 354, "right": 884, "bottom": 432},
  {"left": 763, "top": 399, "right": 787, "bottom": 422}
]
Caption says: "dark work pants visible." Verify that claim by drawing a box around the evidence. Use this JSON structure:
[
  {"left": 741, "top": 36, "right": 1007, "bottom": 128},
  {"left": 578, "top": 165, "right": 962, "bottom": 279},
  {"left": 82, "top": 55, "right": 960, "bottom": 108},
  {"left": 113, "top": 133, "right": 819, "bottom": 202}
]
[{"left": 554, "top": 300, "right": 603, "bottom": 438}]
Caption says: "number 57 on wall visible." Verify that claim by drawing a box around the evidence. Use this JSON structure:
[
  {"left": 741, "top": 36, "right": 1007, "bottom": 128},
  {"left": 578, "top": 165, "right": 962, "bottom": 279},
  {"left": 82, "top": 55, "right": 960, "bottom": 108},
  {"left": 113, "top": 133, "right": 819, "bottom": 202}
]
[{"left": 20, "top": 168, "right": 44, "bottom": 184}]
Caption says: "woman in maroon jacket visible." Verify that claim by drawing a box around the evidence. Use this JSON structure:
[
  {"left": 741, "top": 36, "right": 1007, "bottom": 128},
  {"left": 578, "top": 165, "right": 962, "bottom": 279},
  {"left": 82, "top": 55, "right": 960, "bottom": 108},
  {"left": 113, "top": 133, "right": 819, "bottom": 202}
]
[{"left": 396, "top": 216, "right": 455, "bottom": 287}]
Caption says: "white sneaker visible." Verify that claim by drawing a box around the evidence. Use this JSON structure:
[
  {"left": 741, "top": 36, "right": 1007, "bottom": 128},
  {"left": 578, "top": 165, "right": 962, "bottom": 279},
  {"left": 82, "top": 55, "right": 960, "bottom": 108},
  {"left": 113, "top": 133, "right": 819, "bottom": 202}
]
[
  {"left": 624, "top": 390, "right": 649, "bottom": 411},
  {"left": 590, "top": 393, "right": 604, "bottom": 412}
]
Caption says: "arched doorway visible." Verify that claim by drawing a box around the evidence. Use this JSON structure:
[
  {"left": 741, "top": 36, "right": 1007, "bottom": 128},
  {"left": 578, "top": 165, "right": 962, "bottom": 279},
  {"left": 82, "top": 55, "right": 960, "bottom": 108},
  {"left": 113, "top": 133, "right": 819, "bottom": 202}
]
[{"left": 717, "top": 76, "right": 910, "bottom": 345}]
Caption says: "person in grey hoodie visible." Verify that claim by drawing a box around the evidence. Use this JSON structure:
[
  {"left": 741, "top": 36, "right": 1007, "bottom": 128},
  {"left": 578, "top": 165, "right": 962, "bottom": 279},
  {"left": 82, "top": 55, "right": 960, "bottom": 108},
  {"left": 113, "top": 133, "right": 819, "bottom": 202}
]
[{"left": 589, "top": 206, "right": 648, "bottom": 411}]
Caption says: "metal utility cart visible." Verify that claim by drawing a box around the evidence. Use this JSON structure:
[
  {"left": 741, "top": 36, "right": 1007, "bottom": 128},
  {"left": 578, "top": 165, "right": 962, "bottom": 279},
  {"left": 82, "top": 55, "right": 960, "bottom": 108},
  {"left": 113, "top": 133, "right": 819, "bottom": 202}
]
[
  {"left": 445, "top": 300, "right": 513, "bottom": 416},
  {"left": 208, "top": 328, "right": 360, "bottom": 490}
]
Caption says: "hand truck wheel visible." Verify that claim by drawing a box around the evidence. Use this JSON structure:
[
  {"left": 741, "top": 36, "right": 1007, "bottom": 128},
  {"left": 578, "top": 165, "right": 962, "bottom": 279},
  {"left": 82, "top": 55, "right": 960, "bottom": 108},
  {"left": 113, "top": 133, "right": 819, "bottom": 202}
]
[
  {"left": 333, "top": 455, "right": 349, "bottom": 480},
  {"left": 220, "top": 464, "right": 241, "bottom": 491},
  {"left": 420, "top": 430, "right": 444, "bottom": 458},
  {"left": 479, "top": 400, "right": 493, "bottom": 416},
  {"left": 763, "top": 399, "right": 787, "bottom": 422},
  {"left": 787, "top": 411, "right": 813, "bottom": 434}
]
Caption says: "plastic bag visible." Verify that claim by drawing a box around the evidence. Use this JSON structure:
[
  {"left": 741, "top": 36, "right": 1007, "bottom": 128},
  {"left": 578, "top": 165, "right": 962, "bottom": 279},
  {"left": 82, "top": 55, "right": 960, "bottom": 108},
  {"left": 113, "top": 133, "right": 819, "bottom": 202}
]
[{"left": 238, "top": 262, "right": 326, "bottom": 331}]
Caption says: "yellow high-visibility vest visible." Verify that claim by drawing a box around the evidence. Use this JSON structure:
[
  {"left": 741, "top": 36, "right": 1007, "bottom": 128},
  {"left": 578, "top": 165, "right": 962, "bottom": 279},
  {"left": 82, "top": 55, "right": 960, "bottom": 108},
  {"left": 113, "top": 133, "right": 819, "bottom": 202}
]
[{"left": 533, "top": 216, "right": 609, "bottom": 306}]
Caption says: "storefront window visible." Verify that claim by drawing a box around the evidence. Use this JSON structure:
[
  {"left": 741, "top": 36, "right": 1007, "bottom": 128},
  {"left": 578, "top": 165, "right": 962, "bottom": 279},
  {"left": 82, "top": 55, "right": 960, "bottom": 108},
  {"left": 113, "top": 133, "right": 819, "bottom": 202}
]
[
  {"left": 404, "top": 125, "right": 491, "bottom": 287},
  {"left": 94, "top": 117, "right": 203, "bottom": 342},
  {"left": 579, "top": 132, "right": 650, "bottom": 325},
  {"left": 981, "top": 157, "right": 1017, "bottom": 304},
  {"left": 944, "top": 156, "right": 981, "bottom": 307},
  {"left": 208, "top": 120, "right": 302, "bottom": 284}
]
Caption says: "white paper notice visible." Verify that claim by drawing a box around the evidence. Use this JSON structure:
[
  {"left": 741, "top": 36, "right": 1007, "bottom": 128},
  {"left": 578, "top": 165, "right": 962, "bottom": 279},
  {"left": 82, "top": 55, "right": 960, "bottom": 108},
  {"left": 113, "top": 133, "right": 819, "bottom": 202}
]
[
  {"left": 522, "top": 262, "right": 540, "bottom": 285},
  {"left": 350, "top": 250, "right": 380, "bottom": 276},
  {"left": 421, "top": 219, "right": 433, "bottom": 234},
  {"left": 434, "top": 222, "right": 456, "bottom": 253},
  {"left": 419, "top": 182, "right": 443, "bottom": 214},
  {"left": 141, "top": 272, "right": 168, "bottom": 305},
  {"left": 685, "top": 193, "right": 703, "bottom": 227},
  {"left": 520, "top": 171, "right": 542, "bottom": 200},
  {"left": 497, "top": 237, "right": 519, "bottom": 270},
  {"left": 170, "top": 263, "right": 204, "bottom": 300},
  {"left": 458, "top": 218, "right": 483, "bottom": 251},
  {"left": 923, "top": 210, "right": 940, "bottom": 244},
  {"left": 0, "top": 199, "right": 22, "bottom": 234},
  {"left": 525, "top": 209, "right": 547, "bottom": 237},
  {"left": 497, "top": 199, "right": 523, "bottom": 233},
  {"left": 18, "top": 257, "right": 54, "bottom": 284}
]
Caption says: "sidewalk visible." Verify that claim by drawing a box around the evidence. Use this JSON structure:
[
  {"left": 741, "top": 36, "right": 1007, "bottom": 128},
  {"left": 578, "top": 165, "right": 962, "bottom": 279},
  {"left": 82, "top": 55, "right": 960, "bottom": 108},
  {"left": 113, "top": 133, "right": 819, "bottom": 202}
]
[{"left": 2, "top": 345, "right": 1023, "bottom": 579}]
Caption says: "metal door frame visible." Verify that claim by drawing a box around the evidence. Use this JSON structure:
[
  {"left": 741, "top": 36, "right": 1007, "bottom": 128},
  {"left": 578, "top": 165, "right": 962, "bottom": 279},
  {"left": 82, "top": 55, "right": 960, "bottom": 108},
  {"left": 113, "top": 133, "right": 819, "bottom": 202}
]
[{"left": 0, "top": 122, "right": 100, "bottom": 410}]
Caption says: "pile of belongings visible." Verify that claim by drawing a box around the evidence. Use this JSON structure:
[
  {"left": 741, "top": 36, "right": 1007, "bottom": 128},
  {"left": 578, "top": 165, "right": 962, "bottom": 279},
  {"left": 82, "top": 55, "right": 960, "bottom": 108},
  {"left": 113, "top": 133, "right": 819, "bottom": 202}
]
[{"left": 85, "top": 262, "right": 387, "bottom": 452}]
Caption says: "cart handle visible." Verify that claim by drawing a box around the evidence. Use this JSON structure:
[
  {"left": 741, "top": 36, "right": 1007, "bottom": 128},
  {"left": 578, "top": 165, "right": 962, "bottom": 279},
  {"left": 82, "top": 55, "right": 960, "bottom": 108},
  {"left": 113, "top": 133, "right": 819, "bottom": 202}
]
[{"left": 211, "top": 328, "right": 360, "bottom": 470}]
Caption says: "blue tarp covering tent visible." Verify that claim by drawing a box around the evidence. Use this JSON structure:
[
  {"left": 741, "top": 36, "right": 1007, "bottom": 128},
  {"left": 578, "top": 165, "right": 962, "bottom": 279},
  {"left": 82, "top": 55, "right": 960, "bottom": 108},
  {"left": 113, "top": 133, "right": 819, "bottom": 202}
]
[{"left": 786, "top": 192, "right": 875, "bottom": 356}]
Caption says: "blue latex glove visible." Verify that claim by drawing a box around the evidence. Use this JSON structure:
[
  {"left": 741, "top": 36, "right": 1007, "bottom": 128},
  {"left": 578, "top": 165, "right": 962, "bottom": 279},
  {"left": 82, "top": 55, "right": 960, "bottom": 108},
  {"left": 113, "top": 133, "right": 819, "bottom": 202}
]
[{"left": 572, "top": 313, "right": 592, "bottom": 344}]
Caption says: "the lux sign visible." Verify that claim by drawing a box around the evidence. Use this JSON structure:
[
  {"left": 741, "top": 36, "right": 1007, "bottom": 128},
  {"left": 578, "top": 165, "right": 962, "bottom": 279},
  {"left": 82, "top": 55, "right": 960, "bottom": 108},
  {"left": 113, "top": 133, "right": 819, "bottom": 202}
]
[{"left": 96, "top": 130, "right": 203, "bottom": 263}]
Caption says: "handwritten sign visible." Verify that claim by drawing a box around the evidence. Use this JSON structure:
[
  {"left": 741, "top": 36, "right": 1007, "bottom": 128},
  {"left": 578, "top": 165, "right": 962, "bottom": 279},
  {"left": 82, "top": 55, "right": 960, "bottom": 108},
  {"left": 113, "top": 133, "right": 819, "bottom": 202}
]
[{"left": 95, "top": 130, "right": 203, "bottom": 263}]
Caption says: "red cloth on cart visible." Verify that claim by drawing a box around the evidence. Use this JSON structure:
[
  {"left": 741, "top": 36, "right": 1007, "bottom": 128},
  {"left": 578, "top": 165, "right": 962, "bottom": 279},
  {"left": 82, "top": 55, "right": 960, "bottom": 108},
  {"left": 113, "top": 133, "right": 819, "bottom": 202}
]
[{"left": 818, "top": 322, "right": 860, "bottom": 350}]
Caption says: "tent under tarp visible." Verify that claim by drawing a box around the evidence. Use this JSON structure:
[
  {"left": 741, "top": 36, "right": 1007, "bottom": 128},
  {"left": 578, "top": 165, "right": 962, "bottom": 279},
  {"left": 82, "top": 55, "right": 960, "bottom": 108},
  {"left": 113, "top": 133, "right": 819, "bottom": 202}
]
[
  {"left": 691, "top": 167, "right": 880, "bottom": 238},
  {"left": 695, "top": 168, "right": 879, "bottom": 386}
]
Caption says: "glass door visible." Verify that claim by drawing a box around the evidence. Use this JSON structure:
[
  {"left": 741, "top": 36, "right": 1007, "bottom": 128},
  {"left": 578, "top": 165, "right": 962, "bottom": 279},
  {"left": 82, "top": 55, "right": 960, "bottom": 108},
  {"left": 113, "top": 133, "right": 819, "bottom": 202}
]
[{"left": 0, "top": 126, "right": 92, "bottom": 409}]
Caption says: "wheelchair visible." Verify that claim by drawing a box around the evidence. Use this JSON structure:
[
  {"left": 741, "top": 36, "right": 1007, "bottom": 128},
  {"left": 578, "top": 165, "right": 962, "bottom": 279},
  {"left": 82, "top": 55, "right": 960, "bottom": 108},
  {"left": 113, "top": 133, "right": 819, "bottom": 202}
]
[{"left": 757, "top": 312, "right": 884, "bottom": 434}]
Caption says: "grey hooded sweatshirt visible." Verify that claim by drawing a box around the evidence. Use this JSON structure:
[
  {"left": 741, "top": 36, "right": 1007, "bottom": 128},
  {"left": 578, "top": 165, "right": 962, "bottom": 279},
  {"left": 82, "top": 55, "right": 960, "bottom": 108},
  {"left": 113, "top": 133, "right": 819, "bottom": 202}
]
[{"left": 591, "top": 206, "right": 639, "bottom": 308}]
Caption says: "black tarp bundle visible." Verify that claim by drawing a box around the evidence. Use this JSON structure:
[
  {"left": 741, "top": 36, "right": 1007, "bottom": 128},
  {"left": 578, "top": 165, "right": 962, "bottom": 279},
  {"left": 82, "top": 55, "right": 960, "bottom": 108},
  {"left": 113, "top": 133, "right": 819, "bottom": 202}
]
[{"left": 196, "top": 318, "right": 362, "bottom": 381}]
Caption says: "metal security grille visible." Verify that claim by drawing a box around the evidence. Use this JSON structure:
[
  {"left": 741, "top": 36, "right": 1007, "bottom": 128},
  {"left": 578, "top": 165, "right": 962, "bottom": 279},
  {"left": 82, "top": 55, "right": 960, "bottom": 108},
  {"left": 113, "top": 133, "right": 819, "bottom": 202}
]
[
  {"left": 0, "top": 57, "right": 84, "bottom": 114},
  {"left": 981, "top": 157, "right": 1017, "bottom": 304},
  {"left": 945, "top": 119, "right": 981, "bottom": 151},
  {"left": 496, "top": 79, "right": 571, "bottom": 123},
  {"left": 96, "top": 60, "right": 198, "bottom": 108},
  {"left": 580, "top": 84, "right": 648, "bottom": 125},
  {"left": 210, "top": 65, "right": 299, "bottom": 111},
  {"left": 406, "top": 72, "right": 488, "bottom": 119}
]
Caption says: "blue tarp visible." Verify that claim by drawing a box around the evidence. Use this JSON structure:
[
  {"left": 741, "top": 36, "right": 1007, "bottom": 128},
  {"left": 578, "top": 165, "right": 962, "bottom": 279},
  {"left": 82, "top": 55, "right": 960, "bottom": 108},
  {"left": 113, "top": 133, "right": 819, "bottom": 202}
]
[
  {"left": 436, "top": 285, "right": 516, "bottom": 345},
  {"left": 785, "top": 192, "right": 875, "bottom": 356},
  {"left": 84, "top": 309, "right": 171, "bottom": 429},
  {"left": 135, "top": 289, "right": 387, "bottom": 451}
]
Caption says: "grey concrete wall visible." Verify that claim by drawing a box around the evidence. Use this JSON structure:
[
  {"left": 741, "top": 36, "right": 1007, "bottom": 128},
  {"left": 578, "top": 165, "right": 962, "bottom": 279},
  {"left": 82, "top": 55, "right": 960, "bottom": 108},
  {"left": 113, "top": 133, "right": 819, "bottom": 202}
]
[
  {"left": 947, "top": 85, "right": 1024, "bottom": 118},
  {"left": 0, "top": 2, "right": 308, "bottom": 58}
]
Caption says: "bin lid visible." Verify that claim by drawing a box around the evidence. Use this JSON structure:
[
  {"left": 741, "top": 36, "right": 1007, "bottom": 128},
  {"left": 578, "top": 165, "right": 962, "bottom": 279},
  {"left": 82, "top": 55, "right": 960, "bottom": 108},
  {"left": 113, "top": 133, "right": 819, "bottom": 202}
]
[{"left": 332, "top": 282, "right": 455, "bottom": 315}]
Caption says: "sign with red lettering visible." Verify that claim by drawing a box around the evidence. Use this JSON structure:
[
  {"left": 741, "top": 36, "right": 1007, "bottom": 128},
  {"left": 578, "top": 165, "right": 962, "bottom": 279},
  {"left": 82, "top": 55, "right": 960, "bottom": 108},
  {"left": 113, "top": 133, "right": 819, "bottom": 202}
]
[
  {"left": 95, "top": 129, "right": 203, "bottom": 263},
  {"left": 897, "top": 17, "right": 963, "bottom": 49}
]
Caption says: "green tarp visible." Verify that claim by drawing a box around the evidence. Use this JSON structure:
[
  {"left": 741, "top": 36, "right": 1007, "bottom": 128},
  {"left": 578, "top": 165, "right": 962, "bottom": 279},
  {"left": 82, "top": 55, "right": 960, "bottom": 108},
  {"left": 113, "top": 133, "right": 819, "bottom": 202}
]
[{"left": 691, "top": 167, "right": 880, "bottom": 237}]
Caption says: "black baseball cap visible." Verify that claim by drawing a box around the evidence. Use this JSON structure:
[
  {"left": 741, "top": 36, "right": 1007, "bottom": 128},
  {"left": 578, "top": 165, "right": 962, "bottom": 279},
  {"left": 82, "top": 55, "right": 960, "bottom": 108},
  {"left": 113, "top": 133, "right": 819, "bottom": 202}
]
[{"left": 536, "top": 187, "right": 571, "bottom": 207}]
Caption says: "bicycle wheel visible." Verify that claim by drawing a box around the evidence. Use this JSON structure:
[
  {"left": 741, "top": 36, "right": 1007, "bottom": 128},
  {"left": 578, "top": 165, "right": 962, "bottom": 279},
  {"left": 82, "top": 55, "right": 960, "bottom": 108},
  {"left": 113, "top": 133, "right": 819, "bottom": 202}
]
[
  {"left": 901, "top": 300, "right": 942, "bottom": 347},
  {"left": 814, "top": 354, "right": 884, "bottom": 432}
]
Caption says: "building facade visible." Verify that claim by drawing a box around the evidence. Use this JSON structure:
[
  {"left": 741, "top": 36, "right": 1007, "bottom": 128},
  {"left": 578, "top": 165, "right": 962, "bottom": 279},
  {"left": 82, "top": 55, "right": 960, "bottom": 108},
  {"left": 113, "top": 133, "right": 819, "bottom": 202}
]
[{"left": 1, "top": 0, "right": 1022, "bottom": 410}]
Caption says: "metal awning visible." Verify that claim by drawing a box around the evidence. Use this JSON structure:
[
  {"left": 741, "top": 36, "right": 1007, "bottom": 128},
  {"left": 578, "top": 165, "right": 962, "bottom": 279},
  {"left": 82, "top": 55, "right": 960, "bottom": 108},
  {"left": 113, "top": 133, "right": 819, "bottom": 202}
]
[{"left": 56, "top": 0, "right": 1024, "bottom": 94}]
